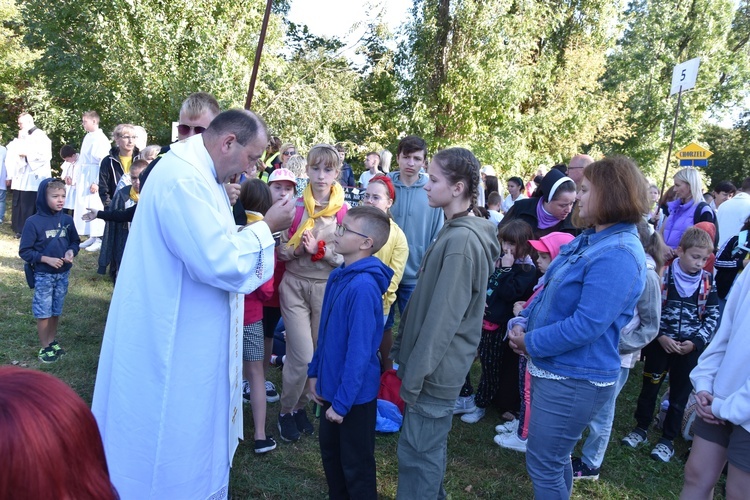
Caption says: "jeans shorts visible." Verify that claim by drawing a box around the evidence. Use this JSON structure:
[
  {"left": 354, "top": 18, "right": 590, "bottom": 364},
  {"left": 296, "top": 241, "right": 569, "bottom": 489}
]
[{"left": 32, "top": 271, "right": 70, "bottom": 319}]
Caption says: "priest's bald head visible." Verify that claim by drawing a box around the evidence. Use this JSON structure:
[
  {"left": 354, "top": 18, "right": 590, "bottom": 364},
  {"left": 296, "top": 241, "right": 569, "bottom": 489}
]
[{"left": 202, "top": 109, "right": 268, "bottom": 184}]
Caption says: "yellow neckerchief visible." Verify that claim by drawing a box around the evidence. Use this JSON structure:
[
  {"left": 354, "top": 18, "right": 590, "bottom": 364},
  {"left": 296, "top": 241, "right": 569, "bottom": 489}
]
[
  {"left": 129, "top": 187, "right": 139, "bottom": 203},
  {"left": 120, "top": 155, "right": 133, "bottom": 173},
  {"left": 286, "top": 182, "right": 345, "bottom": 249},
  {"left": 245, "top": 211, "right": 264, "bottom": 224}
]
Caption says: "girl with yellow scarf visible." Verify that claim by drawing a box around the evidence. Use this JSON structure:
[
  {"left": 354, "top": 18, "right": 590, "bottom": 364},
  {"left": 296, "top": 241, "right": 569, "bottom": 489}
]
[{"left": 275, "top": 144, "right": 348, "bottom": 443}]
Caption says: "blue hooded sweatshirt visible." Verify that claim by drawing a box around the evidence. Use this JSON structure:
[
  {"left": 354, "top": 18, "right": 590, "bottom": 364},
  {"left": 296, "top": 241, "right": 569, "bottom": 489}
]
[
  {"left": 308, "top": 256, "right": 394, "bottom": 416},
  {"left": 388, "top": 171, "right": 444, "bottom": 285},
  {"left": 19, "top": 178, "right": 80, "bottom": 274}
]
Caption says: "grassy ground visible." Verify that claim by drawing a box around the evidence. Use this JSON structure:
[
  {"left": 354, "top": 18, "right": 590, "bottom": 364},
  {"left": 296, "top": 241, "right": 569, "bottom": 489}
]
[{"left": 0, "top": 216, "right": 718, "bottom": 499}]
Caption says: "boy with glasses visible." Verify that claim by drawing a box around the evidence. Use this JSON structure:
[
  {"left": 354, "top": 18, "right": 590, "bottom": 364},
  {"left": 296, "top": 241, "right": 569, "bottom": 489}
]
[{"left": 308, "top": 205, "right": 393, "bottom": 499}]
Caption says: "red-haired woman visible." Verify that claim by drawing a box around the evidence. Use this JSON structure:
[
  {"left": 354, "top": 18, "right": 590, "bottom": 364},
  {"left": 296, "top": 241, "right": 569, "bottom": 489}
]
[{"left": 0, "top": 366, "right": 117, "bottom": 499}]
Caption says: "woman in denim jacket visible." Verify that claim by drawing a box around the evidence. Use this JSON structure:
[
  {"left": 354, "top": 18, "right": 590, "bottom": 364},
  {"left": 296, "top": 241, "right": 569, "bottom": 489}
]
[{"left": 509, "top": 156, "right": 649, "bottom": 499}]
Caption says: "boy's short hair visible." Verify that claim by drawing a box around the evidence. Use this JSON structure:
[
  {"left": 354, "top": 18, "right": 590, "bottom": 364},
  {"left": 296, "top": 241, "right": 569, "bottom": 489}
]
[
  {"left": 334, "top": 143, "right": 347, "bottom": 154},
  {"left": 179, "top": 92, "right": 220, "bottom": 120},
  {"left": 46, "top": 179, "right": 66, "bottom": 193},
  {"left": 307, "top": 144, "right": 341, "bottom": 171},
  {"left": 397, "top": 135, "right": 427, "bottom": 158},
  {"left": 130, "top": 159, "right": 149, "bottom": 172},
  {"left": 713, "top": 181, "right": 736, "bottom": 195},
  {"left": 679, "top": 227, "right": 714, "bottom": 251},
  {"left": 82, "top": 110, "right": 100, "bottom": 122},
  {"left": 59, "top": 145, "right": 77, "bottom": 159},
  {"left": 487, "top": 191, "right": 502, "bottom": 207},
  {"left": 346, "top": 205, "right": 390, "bottom": 254}
]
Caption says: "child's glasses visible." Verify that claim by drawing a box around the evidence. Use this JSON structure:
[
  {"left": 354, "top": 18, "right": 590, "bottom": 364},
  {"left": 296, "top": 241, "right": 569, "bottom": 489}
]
[{"left": 335, "top": 224, "right": 369, "bottom": 239}]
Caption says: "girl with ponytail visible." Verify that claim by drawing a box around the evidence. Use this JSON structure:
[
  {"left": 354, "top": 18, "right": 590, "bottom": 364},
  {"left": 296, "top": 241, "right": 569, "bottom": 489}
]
[{"left": 391, "top": 147, "right": 501, "bottom": 498}]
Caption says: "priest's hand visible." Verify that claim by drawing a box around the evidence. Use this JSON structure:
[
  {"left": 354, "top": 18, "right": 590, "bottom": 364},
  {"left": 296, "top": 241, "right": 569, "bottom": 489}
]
[
  {"left": 224, "top": 183, "right": 240, "bottom": 205},
  {"left": 264, "top": 197, "right": 294, "bottom": 233}
]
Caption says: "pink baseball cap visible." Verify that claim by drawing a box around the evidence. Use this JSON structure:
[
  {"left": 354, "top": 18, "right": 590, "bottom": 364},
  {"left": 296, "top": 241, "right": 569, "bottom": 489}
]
[
  {"left": 529, "top": 232, "right": 575, "bottom": 260},
  {"left": 268, "top": 168, "right": 296, "bottom": 185}
]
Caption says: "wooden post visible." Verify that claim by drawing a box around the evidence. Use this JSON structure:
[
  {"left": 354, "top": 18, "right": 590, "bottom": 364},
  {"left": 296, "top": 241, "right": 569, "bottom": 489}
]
[
  {"left": 244, "top": 0, "right": 274, "bottom": 110},
  {"left": 660, "top": 86, "right": 683, "bottom": 196}
]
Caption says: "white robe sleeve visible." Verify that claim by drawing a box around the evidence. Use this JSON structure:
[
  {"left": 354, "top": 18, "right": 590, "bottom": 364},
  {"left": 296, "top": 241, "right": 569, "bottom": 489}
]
[{"left": 156, "top": 176, "right": 275, "bottom": 294}]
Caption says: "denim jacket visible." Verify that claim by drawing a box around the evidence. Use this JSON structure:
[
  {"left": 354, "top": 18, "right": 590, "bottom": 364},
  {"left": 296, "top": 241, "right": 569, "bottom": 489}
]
[{"left": 523, "top": 222, "right": 646, "bottom": 382}]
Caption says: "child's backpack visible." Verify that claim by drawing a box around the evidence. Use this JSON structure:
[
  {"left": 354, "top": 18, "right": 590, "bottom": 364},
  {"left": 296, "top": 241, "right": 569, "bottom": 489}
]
[
  {"left": 661, "top": 264, "right": 711, "bottom": 319},
  {"left": 288, "top": 198, "right": 348, "bottom": 236}
]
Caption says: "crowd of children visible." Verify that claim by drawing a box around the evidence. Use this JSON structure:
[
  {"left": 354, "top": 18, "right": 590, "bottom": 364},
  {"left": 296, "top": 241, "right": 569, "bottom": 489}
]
[{"left": 14, "top": 119, "right": 750, "bottom": 500}]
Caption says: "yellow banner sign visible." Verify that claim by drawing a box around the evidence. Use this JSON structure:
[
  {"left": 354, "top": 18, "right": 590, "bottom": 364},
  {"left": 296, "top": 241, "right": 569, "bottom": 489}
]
[{"left": 676, "top": 142, "right": 713, "bottom": 160}]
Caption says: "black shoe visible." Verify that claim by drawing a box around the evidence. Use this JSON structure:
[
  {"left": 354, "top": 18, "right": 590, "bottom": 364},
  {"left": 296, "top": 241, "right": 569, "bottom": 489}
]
[
  {"left": 571, "top": 456, "right": 600, "bottom": 480},
  {"left": 278, "top": 413, "right": 300, "bottom": 442},
  {"left": 293, "top": 408, "right": 315, "bottom": 436},
  {"left": 254, "top": 436, "right": 277, "bottom": 454},
  {"left": 49, "top": 340, "right": 66, "bottom": 357}
]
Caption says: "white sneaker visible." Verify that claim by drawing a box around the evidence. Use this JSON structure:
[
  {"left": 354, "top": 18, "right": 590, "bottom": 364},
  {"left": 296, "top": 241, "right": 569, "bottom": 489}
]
[
  {"left": 495, "top": 418, "right": 519, "bottom": 434},
  {"left": 79, "top": 237, "right": 95, "bottom": 249},
  {"left": 460, "top": 406, "right": 485, "bottom": 424},
  {"left": 494, "top": 432, "right": 527, "bottom": 452},
  {"left": 85, "top": 238, "right": 102, "bottom": 252},
  {"left": 454, "top": 395, "right": 476, "bottom": 415},
  {"left": 265, "top": 380, "right": 280, "bottom": 403}
]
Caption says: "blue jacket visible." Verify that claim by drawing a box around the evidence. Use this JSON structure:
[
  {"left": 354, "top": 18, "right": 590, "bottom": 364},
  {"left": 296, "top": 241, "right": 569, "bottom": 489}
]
[
  {"left": 523, "top": 223, "right": 645, "bottom": 382},
  {"left": 308, "top": 256, "right": 393, "bottom": 416},
  {"left": 388, "top": 171, "right": 444, "bottom": 285},
  {"left": 19, "top": 177, "right": 80, "bottom": 274}
]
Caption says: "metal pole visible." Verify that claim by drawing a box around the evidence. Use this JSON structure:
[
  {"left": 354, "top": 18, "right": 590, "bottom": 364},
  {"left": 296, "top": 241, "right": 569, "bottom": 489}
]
[
  {"left": 660, "top": 86, "right": 683, "bottom": 196},
  {"left": 244, "top": 0, "right": 274, "bottom": 110}
]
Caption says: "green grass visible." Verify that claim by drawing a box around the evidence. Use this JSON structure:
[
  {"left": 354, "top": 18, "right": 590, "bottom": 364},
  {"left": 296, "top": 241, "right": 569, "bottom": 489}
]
[{"left": 0, "top": 218, "right": 721, "bottom": 499}]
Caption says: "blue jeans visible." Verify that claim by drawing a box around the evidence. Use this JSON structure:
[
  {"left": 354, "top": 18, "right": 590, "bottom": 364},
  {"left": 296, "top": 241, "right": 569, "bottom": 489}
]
[
  {"left": 395, "top": 283, "right": 415, "bottom": 317},
  {"left": 527, "top": 376, "right": 615, "bottom": 499},
  {"left": 0, "top": 188, "right": 6, "bottom": 222},
  {"left": 580, "top": 367, "right": 631, "bottom": 468}
]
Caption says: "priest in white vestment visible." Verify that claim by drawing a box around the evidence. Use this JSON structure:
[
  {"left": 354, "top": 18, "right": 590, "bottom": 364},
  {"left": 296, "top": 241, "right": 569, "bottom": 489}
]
[{"left": 92, "top": 110, "right": 294, "bottom": 500}]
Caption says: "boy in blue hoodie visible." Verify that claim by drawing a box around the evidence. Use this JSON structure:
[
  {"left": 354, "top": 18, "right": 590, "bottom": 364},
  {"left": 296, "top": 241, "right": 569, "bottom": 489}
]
[
  {"left": 308, "top": 205, "right": 393, "bottom": 499},
  {"left": 19, "top": 178, "right": 80, "bottom": 363}
]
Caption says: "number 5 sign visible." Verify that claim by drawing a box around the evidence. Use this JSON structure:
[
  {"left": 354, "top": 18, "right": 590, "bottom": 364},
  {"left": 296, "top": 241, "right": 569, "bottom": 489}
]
[{"left": 670, "top": 57, "right": 701, "bottom": 96}]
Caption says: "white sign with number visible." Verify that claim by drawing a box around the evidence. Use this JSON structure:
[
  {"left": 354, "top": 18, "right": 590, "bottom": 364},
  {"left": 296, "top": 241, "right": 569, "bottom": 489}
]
[{"left": 670, "top": 57, "right": 701, "bottom": 96}]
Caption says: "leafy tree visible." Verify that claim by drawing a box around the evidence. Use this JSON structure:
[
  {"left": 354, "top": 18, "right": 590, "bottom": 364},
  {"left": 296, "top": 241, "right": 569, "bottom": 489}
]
[
  {"left": 701, "top": 118, "right": 750, "bottom": 188},
  {"left": 597, "top": 0, "right": 750, "bottom": 177},
  {"left": 0, "top": 0, "right": 39, "bottom": 141},
  {"left": 397, "top": 0, "right": 628, "bottom": 176}
]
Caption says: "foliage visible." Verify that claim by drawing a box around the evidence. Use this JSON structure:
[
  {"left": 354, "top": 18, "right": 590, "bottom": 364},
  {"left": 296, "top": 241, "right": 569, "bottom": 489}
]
[
  {"left": 701, "top": 119, "right": 750, "bottom": 188},
  {"left": 1, "top": 0, "right": 748, "bottom": 184},
  {"left": 396, "top": 0, "right": 633, "bottom": 177},
  {"left": 0, "top": 0, "right": 39, "bottom": 142},
  {"left": 597, "top": 0, "right": 750, "bottom": 177},
  {"left": 19, "top": 0, "right": 268, "bottom": 149}
]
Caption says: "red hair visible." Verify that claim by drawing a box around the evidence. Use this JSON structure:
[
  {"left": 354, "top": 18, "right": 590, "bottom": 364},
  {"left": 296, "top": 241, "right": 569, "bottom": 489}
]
[
  {"left": 369, "top": 174, "right": 396, "bottom": 202},
  {"left": 0, "top": 367, "right": 118, "bottom": 499}
]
